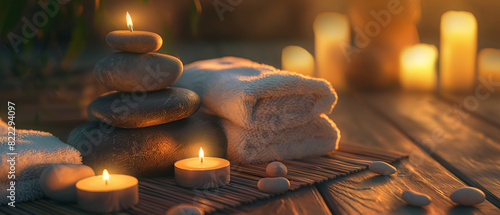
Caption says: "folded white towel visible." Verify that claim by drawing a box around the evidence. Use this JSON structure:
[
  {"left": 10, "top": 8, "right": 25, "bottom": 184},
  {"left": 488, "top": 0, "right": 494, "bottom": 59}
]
[
  {"left": 173, "top": 57, "right": 337, "bottom": 131},
  {"left": 173, "top": 57, "right": 340, "bottom": 163},
  {"left": 224, "top": 114, "right": 340, "bottom": 163},
  {"left": 0, "top": 119, "right": 82, "bottom": 204}
]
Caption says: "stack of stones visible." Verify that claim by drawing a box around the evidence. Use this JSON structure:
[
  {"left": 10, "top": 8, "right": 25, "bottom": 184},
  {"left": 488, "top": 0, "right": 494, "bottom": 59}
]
[{"left": 67, "top": 31, "right": 227, "bottom": 177}]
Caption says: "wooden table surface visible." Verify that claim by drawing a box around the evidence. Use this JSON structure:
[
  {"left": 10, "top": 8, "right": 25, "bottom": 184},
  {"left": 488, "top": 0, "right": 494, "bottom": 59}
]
[
  {"left": 1, "top": 41, "right": 500, "bottom": 213},
  {"left": 3, "top": 87, "right": 500, "bottom": 214},
  {"left": 232, "top": 92, "right": 500, "bottom": 215}
]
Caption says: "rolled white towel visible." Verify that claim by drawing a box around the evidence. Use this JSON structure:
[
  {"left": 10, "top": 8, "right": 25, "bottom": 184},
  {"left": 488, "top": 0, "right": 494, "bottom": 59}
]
[
  {"left": 224, "top": 114, "right": 340, "bottom": 164},
  {"left": 0, "top": 118, "right": 82, "bottom": 204},
  {"left": 173, "top": 57, "right": 337, "bottom": 131}
]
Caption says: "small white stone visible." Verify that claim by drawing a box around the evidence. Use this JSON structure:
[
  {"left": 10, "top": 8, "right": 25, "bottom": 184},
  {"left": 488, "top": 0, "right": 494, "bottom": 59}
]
[
  {"left": 450, "top": 187, "right": 485, "bottom": 206},
  {"left": 39, "top": 164, "right": 95, "bottom": 202},
  {"left": 165, "top": 204, "right": 204, "bottom": 215},
  {"left": 258, "top": 177, "right": 290, "bottom": 194},
  {"left": 266, "top": 161, "right": 287, "bottom": 177},
  {"left": 402, "top": 190, "right": 431, "bottom": 206},
  {"left": 369, "top": 161, "right": 396, "bottom": 175}
]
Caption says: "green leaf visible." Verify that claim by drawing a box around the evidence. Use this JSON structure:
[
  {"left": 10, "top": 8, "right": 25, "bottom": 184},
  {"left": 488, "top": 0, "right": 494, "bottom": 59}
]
[
  {"left": 189, "top": 0, "right": 201, "bottom": 37},
  {"left": 160, "top": 24, "right": 172, "bottom": 54},
  {"left": 62, "top": 18, "right": 87, "bottom": 68}
]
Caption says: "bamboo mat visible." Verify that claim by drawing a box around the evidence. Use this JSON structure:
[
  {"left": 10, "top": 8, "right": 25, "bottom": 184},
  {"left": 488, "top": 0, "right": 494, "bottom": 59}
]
[{"left": 0, "top": 145, "right": 407, "bottom": 215}]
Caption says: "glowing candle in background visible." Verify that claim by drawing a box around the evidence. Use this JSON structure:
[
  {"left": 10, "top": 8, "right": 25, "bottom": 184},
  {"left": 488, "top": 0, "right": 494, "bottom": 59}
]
[
  {"left": 440, "top": 11, "right": 477, "bottom": 93},
  {"left": 346, "top": 0, "right": 420, "bottom": 90},
  {"left": 478, "top": 48, "right": 500, "bottom": 90},
  {"left": 281, "top": 45, "right": 315, "bottom": 77},
  {"left": 313, "top": 13, "right": 350, "bottom": 90},
  {"left": 399, "top": 44, "right": 438, "bottom": 91}
]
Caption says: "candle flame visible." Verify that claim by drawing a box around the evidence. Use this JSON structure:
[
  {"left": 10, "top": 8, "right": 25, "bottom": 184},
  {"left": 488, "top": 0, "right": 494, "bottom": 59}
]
[
  {"left": 126, "top": 12, "right": 133, "bottom": 32},
  {"left": 199, "top": 147, "right": 204, "bottom": 163},
  {"left": 103, "top": 169, "right": 109, "bottom": 185}
]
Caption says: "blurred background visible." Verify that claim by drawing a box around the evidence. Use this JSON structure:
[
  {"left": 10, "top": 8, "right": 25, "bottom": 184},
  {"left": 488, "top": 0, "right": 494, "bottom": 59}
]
[{"left": 0, "top": 0, "right": 499, "bottom": 138}]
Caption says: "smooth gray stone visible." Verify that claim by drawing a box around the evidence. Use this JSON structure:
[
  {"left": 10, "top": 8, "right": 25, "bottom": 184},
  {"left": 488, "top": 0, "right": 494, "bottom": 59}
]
[
  {"left": 94, "top": 52, "right": 183, "bottom": 92},
  {"left": 39, "top": 164, "right": 95, "bottom": 202},
  {"left": 67, "top": 114, "right": 227, "bottom": 177},
  {"left": 106, "top": 30, "right": 162, "bottom": 53},
  {"left": 266, "top": 161, "right": 287, "bottom": 177},
  {"left": 87, "top": 88, "right": 201, "bottom": 128},
  {"left": 450, "top": 187, "right": 486, "bottom": 206},
  {"left": 165, "top": 204, "right": 204, "bottom": 215}
]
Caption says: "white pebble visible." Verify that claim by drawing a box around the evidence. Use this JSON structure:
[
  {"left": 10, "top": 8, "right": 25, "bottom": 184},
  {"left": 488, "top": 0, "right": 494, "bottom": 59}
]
[
  {"left": 369, "top": 161, "right": 396, "bottom": 175},
  {"left": 450, "top": 187, "right": 485, "bottom": 206},
  {"left": 258, "top": 177, "right": 290, "bottom": 194},
  {"left": 266, "top": 161, "right": 287, "bottom": 177},
  {"left": 402, "top": 190, "right": 431, "bottom": 206},
  {"left": 39, "top": 164, "right": 95, "bottom": 202},
  {"left": 165, "top": 204, "right": 204, "bottom": 215}
]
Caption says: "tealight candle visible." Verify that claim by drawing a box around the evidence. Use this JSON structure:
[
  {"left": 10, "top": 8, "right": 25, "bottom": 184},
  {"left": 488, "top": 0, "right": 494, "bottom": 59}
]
[
  {"left": 281, "top": 45, "right": 315, "bottom": 77},
  {"left": 478, "top": 48, "right": 500, "bottom": 90},
  {"left": 76, "top": 169, "right": 138, "bottom": 213},
  {"left": 175, "top": 148, "right": 230, "bottom": 189},
  {"left": 105, "top": 12, "right": 163, "bottom": 53},
  {"left": 399, "top": 44, "right": 438, "bottom": 91},
  {"left": 313, "top": 13, "right": 350, "bottom": 90},
  {"left": 440, "top": 11, "right": 477, "bottom": 92}
]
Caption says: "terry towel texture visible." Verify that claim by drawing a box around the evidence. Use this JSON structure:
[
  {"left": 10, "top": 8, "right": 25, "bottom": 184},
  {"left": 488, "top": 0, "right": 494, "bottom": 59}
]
[
  {"left": 173, "top": 57, "right": 340, "bottom": 163},
  {"left": 173, "top": 57, "right": 337, "bottom": 131},
  {"left": 223, "top": 115, "right": 339, "bottom": 163},
  {"left": 0, "top": 119, "right": 82, "bottom": 204}
]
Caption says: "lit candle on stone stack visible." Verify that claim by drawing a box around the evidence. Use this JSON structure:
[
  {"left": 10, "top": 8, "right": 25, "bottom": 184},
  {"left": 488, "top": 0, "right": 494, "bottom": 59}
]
[
  {"left": 106, "top": 12, "right": 163, "bottom": 53},
  {"left": 281, "top": 45, "right": 315, "bottom": 77},
  {"left": 479, "top": 48, "right": 500, "bottom": 90},
  {"left": 76, "top": 169, "right": 138, "bottom": 213},
  {"left": 399, "top": 44, "right": 438, "bottom": 91},
  {"left": 440, "top": 11, "right": 477, "bottom": 93},
  {"left": 95, "top": 12, "right": 182, "bottom": 93},
  {"left": 174, "top": 147, "right": 230, "bottom": 189},
  {"left": 313, "top": 13, "right": 350, "bottom": 90}
]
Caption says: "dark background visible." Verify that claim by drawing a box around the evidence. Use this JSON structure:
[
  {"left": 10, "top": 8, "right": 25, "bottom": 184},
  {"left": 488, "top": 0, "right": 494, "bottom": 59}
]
[{"left": 0, "top": 0, "right": 499, "bottom": 137}]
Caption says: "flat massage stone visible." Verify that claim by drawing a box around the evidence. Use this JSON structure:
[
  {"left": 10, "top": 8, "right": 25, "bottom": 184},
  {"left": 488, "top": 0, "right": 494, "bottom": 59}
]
[
  {"left": 87, "top": 88, "right": 200, "bottom": 128},
  {"left": 67, "top": 114, "right": 227, "bottom": 177},
  {"left": 94, "top": 52, "right": 182, "bottom": 92},
  {"left": 106, "top": 30, "right": 162, "bottom": 53}
]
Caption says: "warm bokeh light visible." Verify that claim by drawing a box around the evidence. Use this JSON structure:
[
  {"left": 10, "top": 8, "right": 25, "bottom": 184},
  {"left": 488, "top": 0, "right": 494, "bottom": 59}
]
[
  {"left": 282, "top": 46, "right": 315, "bottom": 77},
  {"left": 400, "top": 44, "right": 438, "bottom": 91},
  {"left": 126, "top": 12, "right": 134, "bottom": 32},
  {"left": 479, "top": 48, "right": 500, "bottom": 89},
  {"left": 440, "top": 11, "right": 477, "bottom": 92},
  {"left": 103, "top": 169, "right": 109, "bottom": 185},
  {"left": 199, "top": 147, "right": 204, "bottom": 163},
  {"left": 313, "top": 12, "right": 350, "bottom": 90},
  {"left": 313, "top": 13, "right": 349, "bottom": 37}
]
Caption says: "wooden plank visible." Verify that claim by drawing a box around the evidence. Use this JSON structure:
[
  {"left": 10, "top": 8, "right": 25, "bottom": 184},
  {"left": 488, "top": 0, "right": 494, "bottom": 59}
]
[
  {"left": 216, "top": 186, "right": 332, "bottom": 215},
  {"left": 317, "top": 93, "right": 500, "bottom": 214},
  {"left": 362, "top": 91, "right": 500, "bottom": 208},
  {"left": 440, "top": 93, "right": 500, "bottom": 128}
]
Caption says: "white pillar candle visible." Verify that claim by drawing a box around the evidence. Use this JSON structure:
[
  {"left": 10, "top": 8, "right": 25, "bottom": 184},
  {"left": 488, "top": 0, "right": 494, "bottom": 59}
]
[
  {"left": 440, "top": 11, "right": 477, "bottom": 92},
  {"left": 174, "top": 148, "right": 230, "bottom": 189},
  {"left": 313, "top": 13, "right": 350, "bottom": 90},
  {"left": 281, "top": 45, "right": 315, "bottom": 77},
  {"left": 76, "top": 170, "right": 138, "bottom": 213},
  {"left": 400, "top": 44, "right": 438, "bottom": 91},
  {"left": 479, "top": 48, "right": 500, "bottom": 90}
]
